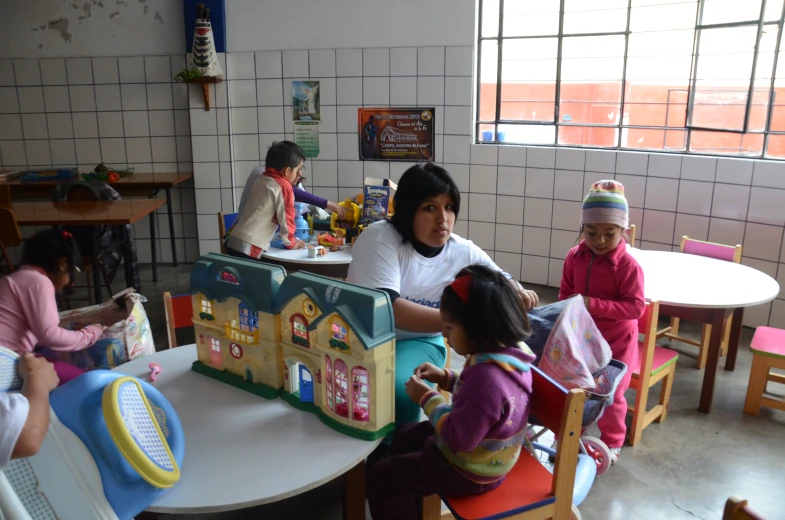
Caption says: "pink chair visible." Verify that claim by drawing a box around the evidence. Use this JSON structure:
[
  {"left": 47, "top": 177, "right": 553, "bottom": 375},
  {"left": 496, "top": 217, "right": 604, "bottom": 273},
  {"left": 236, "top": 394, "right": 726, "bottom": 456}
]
[
  {"left": 657, "top": 236, "right": 742, "bottom": 368},
  {"left": 743, "top": 326, "right": 785, "bottom": 416}
]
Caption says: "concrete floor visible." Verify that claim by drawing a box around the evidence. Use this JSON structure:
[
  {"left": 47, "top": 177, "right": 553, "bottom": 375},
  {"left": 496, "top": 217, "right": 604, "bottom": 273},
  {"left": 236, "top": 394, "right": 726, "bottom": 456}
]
[{"left": 120, "top": 264, "right": 785, "bottom": 520}]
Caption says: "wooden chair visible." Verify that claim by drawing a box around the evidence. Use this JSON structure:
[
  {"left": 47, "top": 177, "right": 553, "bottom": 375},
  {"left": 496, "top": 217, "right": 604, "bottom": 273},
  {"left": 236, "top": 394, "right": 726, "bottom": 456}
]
[
  {"left": 627, "top": 223, "right": 636, "bottom": 247},
  {"left": 627, "top": 300, "right": 679, "bottom": 446},
  {"left": 0, "top": 208, "right": 22, "bottom": 273},
  {"left": 218, "top": 212, "right": 238, "bottom": 254},
  {"left": 743, "top": 326, "right": 785, "bottom": 416},
  {"left": 439, "top": 343, "right": 452, "bottom": 401},
  {"left": 723, "top": 496, "right": 766, "bottom": 520},
  {"left": 163, "top": 292, "right": 194, "bottom": 349},
  {"left": 421, "top": 366, "right": 586, "bottom": 520},
  {"left": 657, "top": 236, "right": 742, "bottom": 368}
]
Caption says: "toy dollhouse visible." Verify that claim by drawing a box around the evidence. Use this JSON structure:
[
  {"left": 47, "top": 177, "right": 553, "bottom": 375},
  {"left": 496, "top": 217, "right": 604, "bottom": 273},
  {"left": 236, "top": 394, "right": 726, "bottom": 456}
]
[{"left": 189, "top": 253, "right": 396, "bottom": 440}]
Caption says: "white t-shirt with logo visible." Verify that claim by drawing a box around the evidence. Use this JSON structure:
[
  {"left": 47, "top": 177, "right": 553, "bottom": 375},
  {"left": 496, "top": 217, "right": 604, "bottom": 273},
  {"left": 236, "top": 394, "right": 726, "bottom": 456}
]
[{"left": 347, "top": 221, "right": 510, "bottom": 340}]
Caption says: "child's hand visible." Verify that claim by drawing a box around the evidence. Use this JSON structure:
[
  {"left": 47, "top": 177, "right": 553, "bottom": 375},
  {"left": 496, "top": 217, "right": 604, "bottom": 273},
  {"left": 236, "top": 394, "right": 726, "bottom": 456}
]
[
  {"left": 510, "top": 280, "right": 539, "bottom": 310},
  {"left": 414, "top": 362, "right": 448, "bottom": 388},
  {"left": 294, "top": 239, "right": 306, "bottom": 249},
  {"left": 326, "top": 201, "right": 347, "bottom": 219},
  {"left": 18, "top": 353, "right": 59, "bottom": 393},
  {"left": 405, "top": 375, "right": 432, "bottom": 404}
]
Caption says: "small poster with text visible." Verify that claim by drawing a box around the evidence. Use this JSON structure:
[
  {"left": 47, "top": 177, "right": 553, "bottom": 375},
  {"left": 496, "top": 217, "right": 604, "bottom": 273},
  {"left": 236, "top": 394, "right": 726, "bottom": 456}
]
[{"left": 358, "top": 108, "right": 435, "bottom": 161}]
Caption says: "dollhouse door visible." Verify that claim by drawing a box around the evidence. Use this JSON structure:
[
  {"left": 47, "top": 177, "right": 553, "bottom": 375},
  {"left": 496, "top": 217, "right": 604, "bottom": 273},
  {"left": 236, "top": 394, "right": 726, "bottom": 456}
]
[
  {"left": 209, "top": 336, "right": 223, "bottom": 368},
  {"left": 299, "top": 365, "right": 314, "bottom": 403}
]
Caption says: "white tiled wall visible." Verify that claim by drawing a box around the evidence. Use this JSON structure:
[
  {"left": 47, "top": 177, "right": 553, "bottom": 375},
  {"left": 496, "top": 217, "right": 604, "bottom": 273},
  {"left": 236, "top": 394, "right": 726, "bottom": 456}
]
[
  {"left": 205, "top": 45, "right": 785, "bottom": 328},
  {"left": 0, "top": 55, "right": 198, "bottom": 264}
]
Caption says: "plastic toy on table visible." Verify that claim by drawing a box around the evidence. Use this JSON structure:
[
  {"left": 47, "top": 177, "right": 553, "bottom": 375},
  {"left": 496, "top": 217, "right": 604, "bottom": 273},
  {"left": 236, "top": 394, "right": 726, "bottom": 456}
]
[
  {"left": 19, "top": 168, "right": 78, "bottom": 183},
  {"left": 269, "top": 202, "right": 311, "bottom": 249},
  {"left": 318, "top": 230, "right": 345, "bottom": 250},
  {"left": 0, "top": 346, "right": 184, "bottom": 520}
]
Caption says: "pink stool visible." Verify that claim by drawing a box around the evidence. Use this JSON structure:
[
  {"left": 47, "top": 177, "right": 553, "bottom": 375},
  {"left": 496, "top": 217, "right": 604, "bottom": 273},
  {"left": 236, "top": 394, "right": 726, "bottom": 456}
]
[{"left": 743, "top": 326, "right": 785, "bottom": 415}]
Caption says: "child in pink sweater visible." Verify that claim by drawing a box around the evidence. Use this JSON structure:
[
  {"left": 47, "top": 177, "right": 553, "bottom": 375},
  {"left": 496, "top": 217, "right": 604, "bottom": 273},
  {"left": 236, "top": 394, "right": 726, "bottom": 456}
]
[{"left": 0, "top": 230, "right": 104, "bottom": 383}]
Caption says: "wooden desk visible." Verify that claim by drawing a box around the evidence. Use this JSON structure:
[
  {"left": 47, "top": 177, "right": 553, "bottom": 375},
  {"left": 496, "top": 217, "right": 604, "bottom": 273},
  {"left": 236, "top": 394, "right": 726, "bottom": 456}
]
[
  {"left": 14, "top": 199, "right": 166, "bottom": 303},
  {"left": 5, "top": 172, "right": 193, "bottom": 267}
]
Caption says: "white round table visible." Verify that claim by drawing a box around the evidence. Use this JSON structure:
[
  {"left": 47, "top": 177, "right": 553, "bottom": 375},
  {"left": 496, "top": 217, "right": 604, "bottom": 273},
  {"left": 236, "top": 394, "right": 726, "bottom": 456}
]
[
  {"left": 113, "top": 345, "right": 380, "bottom": 516},
  {"left": 627, "top": 247, "right": 780, "bottom": 413},
  {"left": 262, "top": 243, "right": 353, "bottom": 277}
]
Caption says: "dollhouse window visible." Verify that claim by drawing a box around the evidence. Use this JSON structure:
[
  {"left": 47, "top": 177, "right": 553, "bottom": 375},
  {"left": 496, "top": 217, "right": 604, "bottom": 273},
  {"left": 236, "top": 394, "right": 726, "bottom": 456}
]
[
  {"left": 334, "top": 359, "right": 349, "bottom": 418},
  {"left": 201, "top": 299, "right": 213, "bottom": 315},
  {"left": 218, "top": 270, "right": 239, "bottom": 285},
  {"left": 332, "top": 322, "right": 347, "bottom": 342},
  {"left": 230, "top": 343, "right": 243, "bottom": 359},
  {"left": 294, "top": 320, "right": 307, "bottom": 338},
  {"left": 326, "top": 355, "right": 334, "bottom": 409},
  {"left": 210, "top": 337, "right": 220, "bottom": 353},
  {"left": 239, "top": 303, "right": 259, "bottom": 333},
  {"left": 290, "top": 314, "right": 310, "bottom": 347},
  {"left": 351, "top": 367, "right": 370, "bottom": 422}
]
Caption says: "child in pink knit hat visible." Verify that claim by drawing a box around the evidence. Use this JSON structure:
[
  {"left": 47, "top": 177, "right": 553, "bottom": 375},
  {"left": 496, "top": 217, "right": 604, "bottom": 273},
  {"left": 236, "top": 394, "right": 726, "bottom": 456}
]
[{"left": 558, "top": 180, "right": 645, "bottom": 464}]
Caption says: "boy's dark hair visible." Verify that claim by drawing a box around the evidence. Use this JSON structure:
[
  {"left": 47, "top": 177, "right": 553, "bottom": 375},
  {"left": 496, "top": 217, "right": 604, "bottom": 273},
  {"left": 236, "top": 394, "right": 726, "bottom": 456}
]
[
  {"left": 265, "top": 141, "right": 306, "bottom": 171},
  {"left": 22, "top": 229, "right": 81, "bottom": 278},
  {"left": 389, "top": 163, "right": 461, "bottom": 243},
  {"left": 440, "top": 265, "right": 531, "bottom": 352}
]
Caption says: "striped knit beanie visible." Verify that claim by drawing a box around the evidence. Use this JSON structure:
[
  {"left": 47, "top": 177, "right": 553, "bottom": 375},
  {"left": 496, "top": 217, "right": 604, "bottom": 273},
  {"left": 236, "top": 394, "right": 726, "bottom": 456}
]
[{"left": 581, "top": 180, "right": 629, "bottom": 230}]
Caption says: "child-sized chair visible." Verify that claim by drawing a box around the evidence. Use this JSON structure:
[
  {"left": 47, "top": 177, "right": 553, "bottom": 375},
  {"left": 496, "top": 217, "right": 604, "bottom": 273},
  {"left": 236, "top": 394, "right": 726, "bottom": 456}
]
[
  {"left": 218, "top": 212, "right": 238, "bottom": 254},
  {"left": 163, "top": 292, "right": 194, "bottom": 349},
  {"left": 743, "top": 326, "right": 785, "bottom": 416},
  {"left": 421, "top": 366, "right": 586, "bottom": 520},
  {"left": 628, "top": 300, "right": 679, "bottom": 446},
  {"left": 658, "top": 236, "right": 742, "bottom": 368},
  {"left": 723, "top": 496, "right": 766, "bottom": 520}
]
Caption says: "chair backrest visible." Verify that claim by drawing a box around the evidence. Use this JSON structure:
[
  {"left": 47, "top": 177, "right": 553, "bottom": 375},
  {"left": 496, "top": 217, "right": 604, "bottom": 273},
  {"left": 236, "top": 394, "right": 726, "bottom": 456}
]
[
  {"left": 681, "top": 236, "right": 742, "bottom": 263},
  {"left": 723, "top": 496, "right": 766, "bottom": 520},
  {"left": 0, "top": 208, "right": 22, "bottom": 248},
  {"left": 218, "top": 212, "right": 238, "bottom": 254},
  {"left": 637, "top": 300, "right": 660, "bottom": 378},
  {"left": 0, "top": 185, "right": 11, "bottom": 209},
  {"left": 163, "top": 292, "right": 193, "bottom": 349},
  {"left": 627, "top": 223, "right": 636, "bottom": 247}
]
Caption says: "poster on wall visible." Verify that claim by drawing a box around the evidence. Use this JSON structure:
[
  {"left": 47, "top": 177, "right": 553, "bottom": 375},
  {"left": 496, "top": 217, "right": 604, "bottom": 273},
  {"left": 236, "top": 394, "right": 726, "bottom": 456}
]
[
  {"left": 358, "top": 108, "right": 435, "bottom": 161},
  {"left": 292, "top": 81, "right": 320, "bottom": 121},
  {"left": 295, "top": 121, "right": 320, "bottom": 158}
]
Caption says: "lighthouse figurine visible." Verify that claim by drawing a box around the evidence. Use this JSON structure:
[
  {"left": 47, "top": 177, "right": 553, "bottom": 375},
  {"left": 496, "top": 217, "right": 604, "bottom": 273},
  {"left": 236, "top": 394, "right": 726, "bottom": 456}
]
[{"left": 191, "top": 4, "right": 224, "bottom": 78}]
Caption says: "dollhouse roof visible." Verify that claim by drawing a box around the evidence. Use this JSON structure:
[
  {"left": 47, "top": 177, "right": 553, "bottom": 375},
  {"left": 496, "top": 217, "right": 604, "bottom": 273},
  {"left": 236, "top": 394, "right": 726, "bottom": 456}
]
[
  {"left": 276, "top": 272, "right": 395, "bottom": 350},
  {"left": 190, "top": 254, "right": 285, "bottom": 313}
]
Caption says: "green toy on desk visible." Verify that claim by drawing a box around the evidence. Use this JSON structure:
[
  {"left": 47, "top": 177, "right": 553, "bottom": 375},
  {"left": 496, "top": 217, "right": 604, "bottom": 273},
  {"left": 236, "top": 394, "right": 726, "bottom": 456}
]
[{"left": 82, "top": 163, "right": 135, "bottom": 183}]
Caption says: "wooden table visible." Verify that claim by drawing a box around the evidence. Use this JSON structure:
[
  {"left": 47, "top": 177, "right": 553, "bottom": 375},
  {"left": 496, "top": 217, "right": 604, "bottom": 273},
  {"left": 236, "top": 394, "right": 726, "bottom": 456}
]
[
  {"left": 113, "top": 346, "right": 379, "bottom": 518},
  {"left": 5, "top": 172, "right": 193, "bottom": 267},
  {"left": 261, "top": 242, "right": 353, "bottom": 278},
  {"left": 14, "top": 199, "right": 166, "bottom": 303},
  {"left": 627, "top": 247, "right": 780, "bottom": 413}
]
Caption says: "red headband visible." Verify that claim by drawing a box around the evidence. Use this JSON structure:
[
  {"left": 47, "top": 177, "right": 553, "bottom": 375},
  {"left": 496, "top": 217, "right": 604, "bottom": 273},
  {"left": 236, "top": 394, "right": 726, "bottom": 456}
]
[{"left": 450, "top": 274, "right": 472, "bottom": 304}]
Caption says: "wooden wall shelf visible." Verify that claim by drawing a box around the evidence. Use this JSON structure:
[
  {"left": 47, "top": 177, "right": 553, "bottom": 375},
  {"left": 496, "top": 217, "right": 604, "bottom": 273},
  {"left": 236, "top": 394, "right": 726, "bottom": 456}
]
[{"left": 182, "top": 77, "right": 223, "bottom": 111}]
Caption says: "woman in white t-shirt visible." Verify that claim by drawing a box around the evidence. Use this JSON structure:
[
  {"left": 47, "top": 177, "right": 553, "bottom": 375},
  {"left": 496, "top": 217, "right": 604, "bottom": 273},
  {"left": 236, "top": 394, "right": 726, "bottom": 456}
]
[{"left": 347, "top": 163, "right": 539, "bottom": 428}]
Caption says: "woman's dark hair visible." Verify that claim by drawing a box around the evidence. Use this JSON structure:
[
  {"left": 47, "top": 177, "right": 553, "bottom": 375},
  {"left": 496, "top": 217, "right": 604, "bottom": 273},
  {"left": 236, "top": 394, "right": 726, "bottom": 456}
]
[
  {"left": 265, "top": 141, "right": 306, "bottom": 171},
  {"left": 389, "top": 163, "right": 461, "bottom": 243},
  {"left": 440, "top": 264, "right": 531, "bottom": 352},
  {"left": 22, "top": 229, "right": 81, "bottom": 278}
]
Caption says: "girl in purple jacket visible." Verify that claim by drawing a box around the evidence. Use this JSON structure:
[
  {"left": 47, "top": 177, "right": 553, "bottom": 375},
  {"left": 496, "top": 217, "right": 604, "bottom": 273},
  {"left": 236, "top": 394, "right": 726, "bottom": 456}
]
[{"left": 367, "top": 265, "right": 536, "bottom": 520}]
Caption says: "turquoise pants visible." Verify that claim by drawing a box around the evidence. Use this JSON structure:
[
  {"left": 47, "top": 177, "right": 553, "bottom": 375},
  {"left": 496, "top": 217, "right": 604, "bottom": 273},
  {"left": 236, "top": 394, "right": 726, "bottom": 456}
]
[{"left": 394, "top": 336, "right": 447, "bottom": 427}]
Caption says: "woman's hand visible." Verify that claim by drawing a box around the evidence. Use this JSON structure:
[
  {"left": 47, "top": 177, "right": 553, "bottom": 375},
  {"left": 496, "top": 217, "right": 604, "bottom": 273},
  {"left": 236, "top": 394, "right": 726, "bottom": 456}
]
[
  {"left": 405, "top": 375, "right": 433, "bottom": 404},
  {"left": 511, "top": 280, "right": 539, "bottom": 310},
  {"left": 414, "top": 362, "right": 448, "bottom": 388},
  {"left": 326, "top": 201, "right": 347, "bottom": 219}
]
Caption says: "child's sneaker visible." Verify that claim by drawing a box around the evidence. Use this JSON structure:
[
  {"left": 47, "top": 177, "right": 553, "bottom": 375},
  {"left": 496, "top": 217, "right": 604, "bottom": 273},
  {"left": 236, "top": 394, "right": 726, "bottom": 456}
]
[{"left": 610, "top": 447, "right": 622, "bottom": 464}]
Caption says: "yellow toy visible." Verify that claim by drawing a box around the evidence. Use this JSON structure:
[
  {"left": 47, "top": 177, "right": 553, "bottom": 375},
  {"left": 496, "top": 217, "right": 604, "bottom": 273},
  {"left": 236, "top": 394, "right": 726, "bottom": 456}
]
[
  {"left": 190, "top": 254, "right": 396, "bottom": 440},
  {"left": 318, "top": 230, "right": 346, "bottom": 249},
  {"left": 330, "top": 198, "right": 361, "bottom": 232}
]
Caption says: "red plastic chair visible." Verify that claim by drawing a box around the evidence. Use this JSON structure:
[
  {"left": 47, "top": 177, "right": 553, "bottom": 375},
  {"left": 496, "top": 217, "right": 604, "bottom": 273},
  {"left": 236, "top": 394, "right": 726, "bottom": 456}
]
[{"left": 163, "top": 292, "right": 193, "bottom": 349}]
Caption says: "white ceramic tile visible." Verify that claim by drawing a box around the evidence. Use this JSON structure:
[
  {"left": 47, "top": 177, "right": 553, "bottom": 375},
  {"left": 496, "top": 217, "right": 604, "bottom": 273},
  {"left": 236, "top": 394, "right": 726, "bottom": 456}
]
[
  {"left": 496, "top": 195, "right": 524, "bottom": 225},
  {"left": 468, "top": 221, "right": 495, "bottom": 250},
  {"left": 72, "top": 112, "right": 98, "bottom": 138},
  {"left": 50, "top": 139, "right": 76, "bottom": 165},
  {"left": 716, "top": 158, "right": 753, "bottom": 185},
  {"left": 443, "top": 106, "right": 472, "bottom": 136},
  {"left": 336, "top": 105, "right": 359, "bottom": 133},
  {"left": 174, "top": 109, "right": 190, "bottom": 136},
  {"left": 172, "top": 83, "right": 188, "bottom": 109},
  {"left": 118, "top": 84, "right": 145, "bottom": 111},
  {"left": 521, "top": 255, "right": 549, "bottom": 284},
  {"left": 336, "top": 49, "right": 362, "bottom": 77},
  {"left": 453, "top": 220, "right": 469, "bottom": 237},
  {"left": 47, "top": 113, "right": 73, "bottom": 139},
  {"left": 677, "top": 180, "right": 714, "bottom": 216},
  {"left": 550, "top": 229, "right": 576, "bottom": 259},
  {"left": 466, "top": 164, "right": 495, "bottom": 194},
  {"left": 194, "top": 188, "right": 222, "bottom": 215},
  {"left": 548, "top": 258, "right": 565, "bottom": 287},
  {"left": 175, "top": 136, "right": 192, "bottom": 163},
  {"left": 644, "top": 177, "right": 678, "bottom": 211},
  {"left": 752, "top": 160, "right": 785, "bottom": 189},
  {"left": 553, "top": 169, "right": 584, "bottom": 201},
  {"left": 418, "top": 47, "right": 445, "bottom": 76},
  {"left": 97, "top": 112, "right": 123, "bottom": 137},
  {"left": 608, "top": 175, "right": 643, "bottom": 207},
  {"left": 551, "top": 201, "right": 581, "bottom": 231},
  {"left": 709, "top": 183, "right": 750, "bottom": 220},
  {"left": 526, "top": 147, "right": 556, "bottom": 169},
  {"left": 363, "top": 77, "right": 389, "bottom": 105},
  {"left": 364, "top": 161, "right": 389, "bottom": 179},
  {"left": 0, "top": 61, "right": 12, "bottom": 87},
  {"left": 218, "top": 135, "right": 231, "bottom": 162},
  {"left": 641, "top": 210, "right": 675, "bottom": 244},
  {"left": 170, "top": 54, "right": 187, "bottom": 76},
  {"left": 0, "top": 115, "right": 22, "bottom": 140},
  {"left": 673, "top": 213, "right": 710, "bottom": 242},
  {"left": 498, "top": 146, "right": 526, "bottom": 167},
  {"left": 149, "top": 111, "right": 175, "bottom": 137},
  {"left": 442, "top": 163, "right": 469, "bottom": 193},
  {"left": 640, "top": 241, "right": 674, "bottom": 252},
  {"left": 189, "top": 108, "right": 218, "bottom": 136},
  {"left": 743, "top": 223, "right": 783, "bottom": 262},
  {"left": 317, "top": 133, "right": 338, "bottom": 160},
  {"left": 13, "top": 60, "right": 41, "bottom": 86},
  {"left": 469, "top": 193, "right": 496, "bottom": 221},
  {"left": 616, "top": 151, "right": 648, "bottom": 175},
  {"left": 443, "top": 135, "right": 470, "bottom": 164},
  {"left": 338, "top": 134, "right": 357, "bottom": 160},
  {"left": 681, "top": 156, "right": 717, "bottom": 181},
  {"left": 94, "top": 84, "right": 121, "bottom": 111},
  {"left": 445, "top": 47, "right": 473, "bottom": 76},
  {"left": 230, "top": 107, "right": 257, "bottom": 134},
  {"left": 337, "top": 160, "right": 363, "bottom": 187},
  {"left": 523, "top": 198, "right": 553, "bottom": 228},
  {"left": 282, "top": 50, "right": 309, "bottom": 78},
  {"left": 555, "top": 148, "right": 585, "bottom": 171},
  {"left": 227, "top": 53, "right": 255, "bottom": 80},
  {"left": 707, "top": 217, "right": 746, "bottom": 247},
  {"left": 255, "top": 51, "right": 282, "bottom": 78},
  {"left": 495, "top": 224, "right": 523, "bottom": 253},
  {"left": 312, "top": 77, "right": 336, "bottom": 105},
  {"left": 21, "top": 114, "right": 47, "bottom": 139},
  {"left": 126, "top": 137, "right": 152, "bottom": 163},
  {"left": 768, "top": 299, "right": 785, "bottom": 328},
  {"left": 118, "top": 57, "right": 145, "bottom": 83},
  {"left": 362, "top": 48, "right": 390, "bottom": 76},
  {"left": 444, "top": 76, "right": 472, "bottom": 106},
  {"left": 470, "top": 144, "right": 497, "bottom": 165},
  {"left": 100, "top": 138, "right": 126, "bottom": 163},
  {"left": 147, "top": 84, "right": 173, "bottom": 110},
  {"left": 122, "top": 111, "right": 149, "bottom": 137},
  {"left": 522, "top": 226, "right": 551, "bottom": 256},
  {"left": 0, "top": 141, "right": 26, "bottom": 166},
  {"left": 40, "top": 59, "right": 67, "bottom": 85},
  {"left": 647, "top": 153, "right": 681, "bottom": 179},
  {"left": 319, "top": 105, "right": 337, "bottom": 134},
  {"left": 231, "top": 134, "right": 259, "bottom": 162},
  {"left": 67, "top": 86, "right": 95, "bottom": 113},
  {"left": 417, "top": 76, "right": 445, "bottom": 105},
  {"left": 525, "top": 168, "right": 555, "bottom": 198},
  {"left": 390, "top": 77, "right": 417, "bottom": 105},
  {"left": 741, "top": 258, "right": 777, "bottom": 279},
  {"left": 91, "top": 57, "right": 119, "bottom": 84},
  {"left": 337, "top": 78, "right": 362, "bottom": 105},
  {"left": 748, "top": 187, "right": 785, "bottom": 226},
  {"left": 741, "top": 301, "right": 772, "bottom": 328},
  {"left": 229, "top": 79, "right": 256, "bottom": 107},
  {"left": 253, "top": 79, "right": 282, "bottom": 107},
  {"left": 0, "top": 88, "right": 18, "bottom": 114},
  {"left": 629, "top": 207, "right": 644, "bottom": 233},
  {"left": 18, "top": 87, "right": 45, "bottom": 113},
  {"left": 495, "top": 252, "right": 522, "bottom": 280},
  {"left": 64, "top": 58, "right": 92, "bottom": 85},
  {"left": 310, "top": 50, "right": 336, "bottom": 78},
  {"left": 25, "top": 140, "right": 51, "bottom": 166},
  {"left": 144, "top": 56, "right": 171, "bottom": 83},
  {"left": 191, "top": 135, "right": 219, "bottom": 162},
  {"left": 193, "top": 163, "right": 221, "bottom": 189},
  {"left": 585, "top": 149, "right": 616, "bottom": 173},
  {"left": 389, "top": 48, "right": 417, "bottom": 76}
]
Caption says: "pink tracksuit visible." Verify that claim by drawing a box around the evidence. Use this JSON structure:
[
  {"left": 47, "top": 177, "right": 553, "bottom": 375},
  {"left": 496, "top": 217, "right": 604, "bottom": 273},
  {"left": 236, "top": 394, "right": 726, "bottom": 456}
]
[{"left": 559, "top": 239, "right": 645, "bottom": 448}]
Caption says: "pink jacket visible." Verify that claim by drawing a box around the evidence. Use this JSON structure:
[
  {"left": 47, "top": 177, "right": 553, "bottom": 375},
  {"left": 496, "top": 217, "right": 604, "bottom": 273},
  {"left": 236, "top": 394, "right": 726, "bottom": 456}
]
[
  {"left": 559, "top": 240, "right": 645, "bottom": 345},
  {"left": 0, "top": 266, "right": 102, "bottom": 353}
]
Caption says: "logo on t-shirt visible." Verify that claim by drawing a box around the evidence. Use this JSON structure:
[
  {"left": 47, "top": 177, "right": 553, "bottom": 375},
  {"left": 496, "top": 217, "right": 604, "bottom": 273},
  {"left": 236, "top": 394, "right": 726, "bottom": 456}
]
[{"left": 404, "top": 296, "right": 440, "bottom": 308}]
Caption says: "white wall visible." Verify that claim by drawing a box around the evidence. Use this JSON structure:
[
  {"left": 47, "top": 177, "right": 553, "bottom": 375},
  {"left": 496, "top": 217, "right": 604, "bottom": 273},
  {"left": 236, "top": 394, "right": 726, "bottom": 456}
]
[
  {"left": 225, "top": 0, "right": 475, "bottom": 51},
  {"left": 1, "top": 0, "right": 185, "bottom": 58}
]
